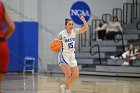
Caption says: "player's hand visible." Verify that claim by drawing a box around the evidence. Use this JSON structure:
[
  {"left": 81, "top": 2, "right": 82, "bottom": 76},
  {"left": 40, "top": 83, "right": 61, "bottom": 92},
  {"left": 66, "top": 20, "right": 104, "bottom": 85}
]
[
  {"left": 53, "top": 39, "right": 61, "bottom": 42},
  {"left": 79, "top": 16, "right": 86, "bottom": 22}
]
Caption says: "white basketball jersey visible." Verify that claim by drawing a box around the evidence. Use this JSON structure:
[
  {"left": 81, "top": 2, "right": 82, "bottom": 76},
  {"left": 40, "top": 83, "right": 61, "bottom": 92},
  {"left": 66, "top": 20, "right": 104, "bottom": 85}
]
[{"left": 58, "top": 29, "right": 79, "bottom": 53}]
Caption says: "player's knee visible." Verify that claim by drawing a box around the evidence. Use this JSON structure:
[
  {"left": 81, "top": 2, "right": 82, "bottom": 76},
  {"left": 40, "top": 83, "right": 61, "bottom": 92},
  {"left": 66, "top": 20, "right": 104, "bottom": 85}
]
[
  {"left": 65, "top": 73, "right": 71, "bottom": 79},
  {"left": 73, "top": 74, "right": 79, "bottom": 80}
]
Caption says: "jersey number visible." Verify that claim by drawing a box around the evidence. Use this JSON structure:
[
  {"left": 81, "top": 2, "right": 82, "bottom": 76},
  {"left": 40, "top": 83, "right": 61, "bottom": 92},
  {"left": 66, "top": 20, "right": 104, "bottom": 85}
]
[{"left": 68, "top": 42, "right": 74, "bottom": 49}]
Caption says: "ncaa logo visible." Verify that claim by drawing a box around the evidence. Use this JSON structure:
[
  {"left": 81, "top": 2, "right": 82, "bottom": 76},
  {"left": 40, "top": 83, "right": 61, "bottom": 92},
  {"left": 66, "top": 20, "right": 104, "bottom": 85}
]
[{"left": 70, "top": 1, "right": 91, "bottom": 25}]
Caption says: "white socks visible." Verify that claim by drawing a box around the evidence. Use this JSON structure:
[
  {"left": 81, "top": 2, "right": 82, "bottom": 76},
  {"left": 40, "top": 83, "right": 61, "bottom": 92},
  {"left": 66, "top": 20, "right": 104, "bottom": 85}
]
[{"left": 66, "top": 89, "right": 71, "bottom": 93}]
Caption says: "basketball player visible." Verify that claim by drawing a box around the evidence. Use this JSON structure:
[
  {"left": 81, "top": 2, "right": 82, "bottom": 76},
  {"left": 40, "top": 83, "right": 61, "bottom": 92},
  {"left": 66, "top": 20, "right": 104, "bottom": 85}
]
[
  {"left": 54, "top": 16, "right": 88, "bottom": 93},
  {"left": 0, "top": 1, "right": 15, "bottom": 84}
]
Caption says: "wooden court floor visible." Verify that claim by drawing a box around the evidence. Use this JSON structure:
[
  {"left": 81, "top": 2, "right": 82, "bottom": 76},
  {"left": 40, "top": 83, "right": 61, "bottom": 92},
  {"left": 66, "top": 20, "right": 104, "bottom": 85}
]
[{"left": 1, "top": 74, "right": 140, "bottom": 93}]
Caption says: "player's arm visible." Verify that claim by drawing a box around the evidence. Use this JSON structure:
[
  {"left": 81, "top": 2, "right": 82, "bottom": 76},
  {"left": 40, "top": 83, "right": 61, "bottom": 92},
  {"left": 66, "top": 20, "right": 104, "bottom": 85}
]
[
  {"left": 76, "top": 16, "right": 89, "bottom": 34},
  {"left": 54, "top": 32, "right": 62, "bottom": 41},
  {"left": 3, "top": 7, "right": 15, "bottom": 40}
]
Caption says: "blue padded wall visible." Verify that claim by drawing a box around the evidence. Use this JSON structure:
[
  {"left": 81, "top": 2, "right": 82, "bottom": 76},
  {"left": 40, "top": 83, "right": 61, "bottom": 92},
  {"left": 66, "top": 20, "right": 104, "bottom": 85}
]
[
  {"left": 3, "top": 22, "right": 38, "bottom": 72},
  {"left": 19, "top": 22, "right": 38, "bottom": 72},
  {"left": 7, "top": 22, "right": 20, "bottom": 72}
]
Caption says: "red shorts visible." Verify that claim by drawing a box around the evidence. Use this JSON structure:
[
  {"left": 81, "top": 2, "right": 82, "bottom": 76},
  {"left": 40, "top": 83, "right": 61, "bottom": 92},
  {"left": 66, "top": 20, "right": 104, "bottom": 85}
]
[{"left": 0, "top": 41, "right": 9, "bottom": 73}]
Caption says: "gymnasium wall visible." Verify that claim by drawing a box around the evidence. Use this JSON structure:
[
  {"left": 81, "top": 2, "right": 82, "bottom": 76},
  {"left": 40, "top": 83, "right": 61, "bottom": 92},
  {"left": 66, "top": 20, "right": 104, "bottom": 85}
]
[{"left": 3, "top": 0, "right": 129, "bottom": 72}]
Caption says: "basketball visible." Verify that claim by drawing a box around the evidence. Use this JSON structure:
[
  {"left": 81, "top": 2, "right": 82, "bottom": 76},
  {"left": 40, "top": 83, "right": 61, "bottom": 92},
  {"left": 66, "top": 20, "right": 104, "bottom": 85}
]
[{"left": 50, "top": 40, "right": 62, "bottom": 52}]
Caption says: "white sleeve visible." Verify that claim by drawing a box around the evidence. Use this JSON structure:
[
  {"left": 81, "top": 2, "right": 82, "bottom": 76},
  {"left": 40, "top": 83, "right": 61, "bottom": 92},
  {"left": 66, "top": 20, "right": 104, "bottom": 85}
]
[
  {"left": 117, "top": 22, "right": 123, "bottom": 32},
  {"left": 96, "top": 27, "right": 100, "bottom": 31},
  {"left": 107, "top": 22, "right": 112, "bottom": 28},
  {"left": 122, "top": 51, "right": 129, "bottom": 59},
  {"left": 100, "top": 24, "right": 108, "bottom": 30}
]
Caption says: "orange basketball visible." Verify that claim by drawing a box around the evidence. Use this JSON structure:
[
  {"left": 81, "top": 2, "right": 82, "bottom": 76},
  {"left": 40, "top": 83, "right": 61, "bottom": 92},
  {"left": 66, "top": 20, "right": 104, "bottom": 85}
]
[{"left": 50, "top": 40, "right": 62, "bottom": 52}]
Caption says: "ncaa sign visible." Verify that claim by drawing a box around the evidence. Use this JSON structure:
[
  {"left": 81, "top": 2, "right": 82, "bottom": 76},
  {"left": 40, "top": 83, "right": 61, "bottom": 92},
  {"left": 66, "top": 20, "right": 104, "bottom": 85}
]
[{"left": 70, "top": 1, "right": 91, "bottom": 25}]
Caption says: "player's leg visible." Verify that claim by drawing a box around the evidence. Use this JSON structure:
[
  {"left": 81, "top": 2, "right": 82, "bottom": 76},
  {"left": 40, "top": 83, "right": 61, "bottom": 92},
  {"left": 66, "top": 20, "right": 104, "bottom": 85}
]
[
  {"left": 60, "top": 64, "right": 71, "bottom": 92},
  {"left": 70, "top": 66, "right": 79, "bottom": 84},
  {"left": 0, "top": 42, "right": 9, "bottom": 85},
  {"left": 69, "top": 53, "right": 79, "bottom": 84},
  {"left": 0, "top": 73, "right": 4, "bottom": 84}
]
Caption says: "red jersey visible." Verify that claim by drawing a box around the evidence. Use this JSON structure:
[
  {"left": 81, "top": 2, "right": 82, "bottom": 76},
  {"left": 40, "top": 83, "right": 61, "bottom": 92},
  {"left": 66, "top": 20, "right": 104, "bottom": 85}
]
[
  {"left": 0, "top": 1, "right": 5, "bottom": 38},
  {"left": 0, "top": 1, "right": 9, "bottom": 73}
]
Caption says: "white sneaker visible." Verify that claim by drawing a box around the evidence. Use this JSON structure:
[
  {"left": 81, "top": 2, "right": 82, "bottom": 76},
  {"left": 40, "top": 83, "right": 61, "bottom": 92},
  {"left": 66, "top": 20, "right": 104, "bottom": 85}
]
[
  {"left": 122, "top": 62, "right": 126, "bottom": 66},
  {"left": 110, "top": 56, "right": 117, "bottom": 60},
  {"left": 96, "top": 39, "right": 100, "bottom": 41},
  {"left": 60, "top": 84, "right": 66, "bottom": 93},
  {"left": 119, "top": 57, "right": 122, "bottom": 59},
  {"left": 96, "top": 39, "right": 102, "bottom": 41},
  {"left": 122, "top": 61, "right": 129, "bottom": 66},
  {"left": 66, "top": 91, "right": 71, "bottom": 93},
  {"left": 115, "top": 57, "right": 119, "bottom": 60},
  {"left": 66, "top": 90, "right": 71, "bottom": 93},
  {"left": 126, "top": 62, "right": 129, "bottom": 66}
]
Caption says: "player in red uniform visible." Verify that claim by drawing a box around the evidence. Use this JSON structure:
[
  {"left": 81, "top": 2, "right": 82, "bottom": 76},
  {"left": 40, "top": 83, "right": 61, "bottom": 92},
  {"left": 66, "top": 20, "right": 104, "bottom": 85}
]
[{"left": 0, "top": 1, "right": 15, "bottom": 84}]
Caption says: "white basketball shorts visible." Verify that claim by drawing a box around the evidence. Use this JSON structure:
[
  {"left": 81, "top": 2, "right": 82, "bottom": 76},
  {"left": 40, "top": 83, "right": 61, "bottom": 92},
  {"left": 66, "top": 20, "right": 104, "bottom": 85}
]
[{"left": 58, "top": 51, "right": 77, "bottom": 67}]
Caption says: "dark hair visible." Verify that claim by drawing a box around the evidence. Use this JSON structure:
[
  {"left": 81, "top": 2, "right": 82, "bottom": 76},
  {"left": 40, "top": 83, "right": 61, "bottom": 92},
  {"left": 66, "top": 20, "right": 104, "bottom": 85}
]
[
  {"left": 99, "top": 20, "right": 106, "bottom": 27},
  {"left": 99, "top": 23, "right": 102, "bottom": 27},
  {"left": 129, "top": 45, "right": 135, "bottom": 55},
  {"left": 112, "top": 16, "right": 118, "bottom": 22},
  {"left": 65, "top": 18, "right": 72, "bottom": 25}
]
